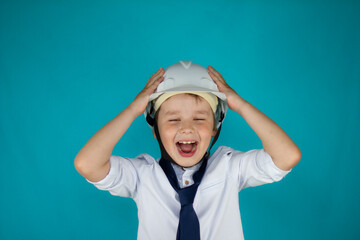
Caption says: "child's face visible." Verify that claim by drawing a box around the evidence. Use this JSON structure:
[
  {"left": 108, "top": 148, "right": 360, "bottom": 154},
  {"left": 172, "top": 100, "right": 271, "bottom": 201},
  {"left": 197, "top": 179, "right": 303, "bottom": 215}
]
[{"left": 155, "top": 94, "right": 217, "bottom": 167}]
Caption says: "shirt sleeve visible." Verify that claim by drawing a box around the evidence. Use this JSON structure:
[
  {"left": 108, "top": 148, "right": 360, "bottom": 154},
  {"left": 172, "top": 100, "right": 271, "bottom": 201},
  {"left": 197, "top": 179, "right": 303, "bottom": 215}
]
[
  {"left": 235, "top": 149, "right": 291, "bottom": 190},
  {"left": 86, "top": 155, "right": 139, "bottom": 198}
]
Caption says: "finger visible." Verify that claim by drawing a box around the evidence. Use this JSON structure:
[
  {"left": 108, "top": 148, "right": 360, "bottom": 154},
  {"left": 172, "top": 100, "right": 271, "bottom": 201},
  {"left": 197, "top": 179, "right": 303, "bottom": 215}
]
[
  {"left": 152, "top": 67, "right": 163, "bottom": 75},
  {"left": 208, "top": 69, "right": 222, "bottom": 83},
  {"left": 209, "top": 68, "right": 229, "bottom": 88},
  {"left": 145, "top": 77, "right": 160, "bottom": 89},
  {"left": 152, "top": 69, "right": 165, "bottom": 82},
  {"left": 149, "top": 68, "right": 163, "bottom": 81},
  {"left": 146, "top": 69, "right": 164, "bottom": 86},
  {"left": 153, "top": 74, "right": 164, "bottom": 83},
  {"left": 208, "top": 71, "right": 229, "bottom": 93},
  {"left": 151, "top": 68, "right": 165, "bottom": 80},
  {"left": 208, "top": 66, "right": 225, "bottom": 82},
  {"left": 156, "top": 67, "right": 164, "bottom": 74},
  {"left": 147, "top": 71, "right": 164, "bottom": 87},
  {"left": 147, "top": 76, "right": 164, "bottom": 92},
  {"left": 208, "top": 65, "right": 223, "bottom": 80}
]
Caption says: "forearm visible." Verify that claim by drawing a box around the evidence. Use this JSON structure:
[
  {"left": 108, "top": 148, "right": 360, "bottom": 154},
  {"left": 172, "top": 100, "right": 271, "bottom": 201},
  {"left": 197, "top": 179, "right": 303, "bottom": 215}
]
[
  {"left": 74, "top": 105, "right": 138, "bottom": 177},
  {"left": 208, "top": 65, "right": 301, "bottom": 170},
  {"left": 74, "top": 67, "right": 164, "bottom": 182},
  {"left": 233, "top": 96, "right": 301, "bottom": 171}
]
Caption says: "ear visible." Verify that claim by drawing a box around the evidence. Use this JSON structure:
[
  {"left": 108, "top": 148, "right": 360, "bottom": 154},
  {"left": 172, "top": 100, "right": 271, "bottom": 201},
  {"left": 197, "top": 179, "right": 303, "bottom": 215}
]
[{"left": 152, "top": 128, "right": 157, "bottom": 139}]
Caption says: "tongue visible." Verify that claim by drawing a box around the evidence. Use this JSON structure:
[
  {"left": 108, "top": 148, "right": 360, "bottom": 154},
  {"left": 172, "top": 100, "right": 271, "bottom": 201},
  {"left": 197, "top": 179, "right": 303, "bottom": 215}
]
[{"left": 179, "top": 143, "right": 194, "bottom": 153}]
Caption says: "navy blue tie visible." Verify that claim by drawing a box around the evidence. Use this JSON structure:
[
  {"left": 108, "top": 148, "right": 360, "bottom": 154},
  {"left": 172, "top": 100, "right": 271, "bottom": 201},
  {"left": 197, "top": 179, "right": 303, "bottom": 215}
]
[{"left": 159, "top": 156, "right": 208, "bottom": 240}]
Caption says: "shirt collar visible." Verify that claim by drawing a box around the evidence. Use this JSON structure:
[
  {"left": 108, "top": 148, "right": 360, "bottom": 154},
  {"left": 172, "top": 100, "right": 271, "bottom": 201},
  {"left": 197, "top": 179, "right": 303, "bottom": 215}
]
[{"left": 171, "top": 160, "right": 203, "bottom": 178}]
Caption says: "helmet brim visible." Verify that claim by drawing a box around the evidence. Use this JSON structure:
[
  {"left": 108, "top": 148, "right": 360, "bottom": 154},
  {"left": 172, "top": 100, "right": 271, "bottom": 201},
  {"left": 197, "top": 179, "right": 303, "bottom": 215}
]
[{"left": 150, "top": 87, "right": 227, "bottom": 102}]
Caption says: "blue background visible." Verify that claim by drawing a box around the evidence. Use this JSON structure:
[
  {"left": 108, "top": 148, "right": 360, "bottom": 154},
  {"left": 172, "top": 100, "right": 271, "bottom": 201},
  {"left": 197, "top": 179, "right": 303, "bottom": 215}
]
[{"left": 1, "top": 0, "right": 359, "bottom": 239}]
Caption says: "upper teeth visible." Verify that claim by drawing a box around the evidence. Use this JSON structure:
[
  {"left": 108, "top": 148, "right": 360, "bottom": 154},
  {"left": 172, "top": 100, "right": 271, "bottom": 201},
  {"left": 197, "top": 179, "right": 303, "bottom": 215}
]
[{"left": 179, "top": 141, "right": 195, "bottom": 144}]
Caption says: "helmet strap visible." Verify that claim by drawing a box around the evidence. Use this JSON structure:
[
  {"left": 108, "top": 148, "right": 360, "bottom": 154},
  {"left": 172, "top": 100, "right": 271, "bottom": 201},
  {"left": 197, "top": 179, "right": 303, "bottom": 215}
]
[
  {"left": 204, "top": 124, "right": 222, "bottom": 159},
  {"left": 153, "top": 122, "right": 173, "bottom": 163}
]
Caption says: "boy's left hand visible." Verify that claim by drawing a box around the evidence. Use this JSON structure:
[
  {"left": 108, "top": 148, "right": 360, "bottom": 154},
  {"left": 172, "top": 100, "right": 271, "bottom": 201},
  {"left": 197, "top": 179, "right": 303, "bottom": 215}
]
[
  {"left": 209, "top": 66, "right": 301, "bottom": 171},
  {"left": 208, "top": 65, "right": 245, "bottom": 112}
]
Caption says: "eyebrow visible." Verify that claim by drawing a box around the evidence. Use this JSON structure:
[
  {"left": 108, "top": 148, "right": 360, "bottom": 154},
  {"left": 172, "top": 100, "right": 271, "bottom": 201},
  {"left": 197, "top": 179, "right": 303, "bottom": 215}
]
[
  {"left": 163, "top": 110, "right": 180, "bottom": 116},
  {"left": 163, "top": 110, "right": 211, "bottom": 116},
  {"left": 194, "top": 110, "right": 211, "bottom": 115}
]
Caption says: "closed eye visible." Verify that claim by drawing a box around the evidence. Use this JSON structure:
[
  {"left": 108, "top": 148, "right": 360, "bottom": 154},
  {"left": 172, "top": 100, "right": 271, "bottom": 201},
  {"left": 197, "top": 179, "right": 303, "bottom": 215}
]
[{"left": 194, "top": 118, "right": 205, "bottom": 121}]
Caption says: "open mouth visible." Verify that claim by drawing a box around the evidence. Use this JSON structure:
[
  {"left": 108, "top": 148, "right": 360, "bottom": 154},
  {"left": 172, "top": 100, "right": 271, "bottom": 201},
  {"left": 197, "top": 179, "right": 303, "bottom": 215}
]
[{"left": 176, "top": 140, "right": 198, "bottom": 157}]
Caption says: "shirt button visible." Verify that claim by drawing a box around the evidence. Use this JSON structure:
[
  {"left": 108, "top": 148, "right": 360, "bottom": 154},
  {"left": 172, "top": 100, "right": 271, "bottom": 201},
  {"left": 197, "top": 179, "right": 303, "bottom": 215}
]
[{"left": 185, "top": 180, "right": 189, "bottom": 185}]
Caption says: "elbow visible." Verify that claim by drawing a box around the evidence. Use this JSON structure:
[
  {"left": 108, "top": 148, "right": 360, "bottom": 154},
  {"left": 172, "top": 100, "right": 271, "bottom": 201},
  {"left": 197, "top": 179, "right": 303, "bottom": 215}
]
[
  {"left": 273, "top": 146, "right": 301, "bottom": 171},
  {"left": 289, "top": 146, "right": 302, "bottom": 168},
  {"left": 74, "top": 155, "right": 110, "bottom": 182},
  {"left": 74, "top": 156, "right": 83, "bottom": 173},
  {"left": 294, "top": 146, "right": 302, "bottom": 162},
  {"left": 74, "top": 155, "right": 90, "bottom": 176}
]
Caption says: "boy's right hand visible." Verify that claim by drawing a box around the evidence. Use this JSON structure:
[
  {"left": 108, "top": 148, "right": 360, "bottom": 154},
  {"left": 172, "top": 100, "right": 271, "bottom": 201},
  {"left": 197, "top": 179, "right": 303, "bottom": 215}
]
[
  {"left": 129, "top": 67, "right": 165, "bottom": 117},
  {"left": 75, "top": 67, "right": 164, "bottom": 182}
]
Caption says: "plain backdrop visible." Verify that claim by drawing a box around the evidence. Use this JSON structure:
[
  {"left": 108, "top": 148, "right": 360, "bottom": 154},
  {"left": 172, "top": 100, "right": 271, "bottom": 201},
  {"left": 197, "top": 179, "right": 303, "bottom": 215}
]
[{"left": 1, "top": 0, "right": 359, "bottom": 239}]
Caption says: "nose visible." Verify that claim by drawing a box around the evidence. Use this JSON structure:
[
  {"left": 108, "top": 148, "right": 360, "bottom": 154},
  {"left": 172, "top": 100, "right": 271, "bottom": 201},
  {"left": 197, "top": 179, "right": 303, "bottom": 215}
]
[{"left": 179, "top": 121, "right": 194, "bottom": 134}]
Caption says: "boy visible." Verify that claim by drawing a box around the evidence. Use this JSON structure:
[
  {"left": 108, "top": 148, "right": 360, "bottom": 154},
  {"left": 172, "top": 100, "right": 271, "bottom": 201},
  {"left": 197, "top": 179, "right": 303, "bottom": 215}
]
[{"left": 74, "top": 61, "right": 301, "bottom": 240}]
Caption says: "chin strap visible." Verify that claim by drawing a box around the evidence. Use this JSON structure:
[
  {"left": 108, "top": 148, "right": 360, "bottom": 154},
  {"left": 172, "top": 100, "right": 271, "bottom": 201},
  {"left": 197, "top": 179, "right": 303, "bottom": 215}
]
[
  {"left": 204, "top": 124, "right": 222, "bottom": 159},
  {"left": 153, "top": 122, "right": 173, "bottom": 162}
]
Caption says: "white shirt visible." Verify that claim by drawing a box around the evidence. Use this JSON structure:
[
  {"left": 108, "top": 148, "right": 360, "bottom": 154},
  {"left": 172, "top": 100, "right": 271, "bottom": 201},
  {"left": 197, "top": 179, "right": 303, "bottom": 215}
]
[{"left": 87, "top": 146, "right": 290, "bottom": 240}]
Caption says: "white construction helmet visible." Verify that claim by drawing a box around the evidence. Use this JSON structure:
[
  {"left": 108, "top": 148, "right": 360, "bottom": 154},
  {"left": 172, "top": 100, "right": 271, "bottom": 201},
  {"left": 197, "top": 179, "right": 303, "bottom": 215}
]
[{"left": 145, "top": 61, "right": 228, "bottom": 129}]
